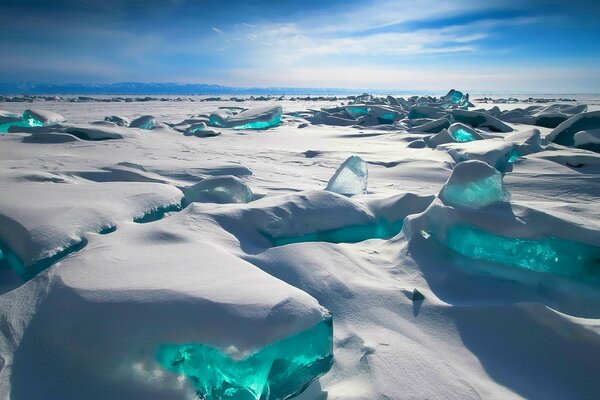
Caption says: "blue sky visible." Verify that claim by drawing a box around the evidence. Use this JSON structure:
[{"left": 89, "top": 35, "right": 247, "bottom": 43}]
[{"left": 0, "top": 0, "right": 599, "bottom": 92}]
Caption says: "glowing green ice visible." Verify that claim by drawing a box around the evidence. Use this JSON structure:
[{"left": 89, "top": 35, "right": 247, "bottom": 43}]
[
  {"left": 445, "top": 224, "right": 600, "bottom": 281},
  {"left": 449, "top": 90, "right": 464, "bottom": 104},
  {"left": 156, "top": 317, "right": 333, "bottom": 400},
  {"left": 232, "top": 113, "right": 282, "bottom": 130},
  {"left": 0, "top": 113, "right": 43, "bottom": 133},
  {"left": 345, "top": 106, "right": 369, "bottom": 119},
  {"left": 507, "top": 148, "right": 520, "bottom": 163},
  {"left": 450, "top": 128, "right": 476, "bottom": 143},
  {"left": 209, "top": 115, "right": 227, "bottom": 127},
  {"left": 270, "top": 219, "right": 403, "bottom": 246},
  {"left": 440, "top": 173, "right": 508, "bottom": 209}
]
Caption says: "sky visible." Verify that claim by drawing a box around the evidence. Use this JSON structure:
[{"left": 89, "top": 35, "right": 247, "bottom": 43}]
[{"left": 0, "top": 0, "right": 599, "bottom": 92}]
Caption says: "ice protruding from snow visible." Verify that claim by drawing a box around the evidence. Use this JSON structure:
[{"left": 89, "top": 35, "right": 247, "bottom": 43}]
[
  {"left": 440, "top": 139, "right": 517, "bottom": 172},
  {"left": 447, "top": 123, "right": 483, "bottom": 143},
  {"left": 326, "top": 155, "right": 368, "bottom": 196},
  {"left": 439, "top": 160, "right": 509, "bottom": 209},
  {"left": 546, "top": 111, "right": 600, "bottom": 147},
  {"left": 185, "top": 122, "right": 221, "bottom": 137},
  {"left": 443, "top": 89, "right": 469, "bottom": 107},
  {"left": 157, "top": 316, "right": 333, "bottom": 400},
  {"left": 130, "top": 115, "right": 156, "bottom": 130},
  {"left": 497, "top": 103, "right": 588, "bottom": 128},
  {"left": 574, "top": 129, "right": 600, "bottom": 152},
  {"left": 23, "top": 109, "right": 65, "bottom": 126},
  {"left": 184, "top": 176, "right": 254, "bottom": 204},
  {"left": 408, "top": 117, "right": 451, "bottom": 133},
  {"left": 345, "top": 105, "right": 370, "bottom": 119},
  {"left": 504, "top": 128, "right": 543, "bottom": 156},
  {"left": 446, "top": 224, "right": 600, "bottom": 281},
  {"left": 451, "top": 109, "right": 513, "bottom": 132},
  {"left": 104, "top": 115, "right": 130, "bottom": 126},
  {"left": 207, "top": 106, "right": 283, "bottom": 130},
  {"left": 227, "top": 106, "right": 283, "bottom": 130},
  {"left": 1, "top": 109, "right": 64, "bottom": 133}
]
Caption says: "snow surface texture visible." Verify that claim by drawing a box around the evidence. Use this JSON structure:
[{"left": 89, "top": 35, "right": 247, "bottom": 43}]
[{"left": 0, "top": 91, "right": 600, "bottom": 399}]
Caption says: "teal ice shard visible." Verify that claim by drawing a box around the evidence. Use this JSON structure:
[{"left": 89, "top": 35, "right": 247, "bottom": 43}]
[
  {"left": 130, "top": 115, "right": 156, "bottom": 130},
  {"left": 270, "top": 219, "right": 404, "bottom": 246},
  {"left": 445, "top": 89, "right": 467, "bottom": 105},
  {"left": 546, "top": 111, "right": 600, "bottom": 147},
  {"left": 184, "top": 176, "right": 254, "bottom": 204},
  {"left": 326, "top": 155, "right": 368, "bottom": 196},
  {"left": 447, "top": 123, "right": 482, "bottom": 143},
  {"left": 211, "top": 106, "right": 282, "bottom": 130},
  {"left": 345, "top": 105, "right": 370, "bottom": 119},
  {"left": 0, "top": 109, "right": 64, "bottom": 133},
  {"left": 439, "top": 160, "right": 509, "bottom": 209},
  {"left": 208, "top": 109, "right": 234, "bottom": 127},
  {"left": 445, "top": 224, "right": 600, "bottom": 281},
  {"left": 23, "top": 109, "right": 65, "bottom": 125},
  {"left": 157, "top": 316, "right": 333, "bottom": 400}
]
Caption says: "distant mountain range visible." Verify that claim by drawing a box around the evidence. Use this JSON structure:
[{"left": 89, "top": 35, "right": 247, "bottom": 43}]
[{"left": 0, "top": 82, "right": 391, "bottom": 95}]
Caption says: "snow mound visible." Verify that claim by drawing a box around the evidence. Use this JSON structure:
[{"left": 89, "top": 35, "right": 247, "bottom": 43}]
[
  {"left": 0, "top": 181, "right": 183, "bottom": 278},
  {"left": 0, "top": 212, "right": 329, "bottom": 399}
]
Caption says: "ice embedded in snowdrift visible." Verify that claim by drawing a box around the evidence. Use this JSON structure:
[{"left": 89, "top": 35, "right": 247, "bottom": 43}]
[
  {"left": 447, "top": 123, "right": 483, "bottom": 143},
  {"left": 439, "top": 160, "right": 509, "bottom": 209},
  {"left": 443, "top": 89, "right": 470, "bottom": 107},
  {"left": 574, "top": 129, "right": 600, "bottom": 152},
  {"left": 0, "top": 109, "right": 65, "bottom": 132},
  {"left": 183, "top": 176, "right": 254, "bottom": 204},
  {"left": 445, "top": 224, "right": 600, "bottom": 282},
  {"left": 208, "top": 106, "right": 283, "bottom": 130},
  {"left": 325, "top": 155, "right": 368, "bottom": 196},
  {"left": 157, "top": 316, "right": 333, "bottom": 400},
  {"left": 546, "top": 111, "right": 600, "bottom": 148},
  {"left": 130, "top": 115, "right": 157, "bottom": 130}
]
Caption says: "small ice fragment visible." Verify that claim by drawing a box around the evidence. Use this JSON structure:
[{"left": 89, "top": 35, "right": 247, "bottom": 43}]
[
  {"left": 412, "top": 289, "right": 425, "bottom": 301},
  {"left": 326, "top": 155, "right": 368, "bottom": 196},
  {"left": 184, "top": 176, "right": 254, "bottom": 204},
  {"left": 448, "top": 123, "right": 481, "bottom": 143},
  {"left": 130, "top": 115, "right": 156, "bottom": 130},
  {"left": 185, "top": 122, "right": 221, "bottom": 137},
  {"left": 439, "top": 160, "right": 509, "bottom": 209}
]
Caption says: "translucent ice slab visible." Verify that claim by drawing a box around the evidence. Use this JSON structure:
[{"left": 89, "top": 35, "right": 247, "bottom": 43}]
[{"left": 157, "top": 316, "right": 333, "bottom": 400}]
